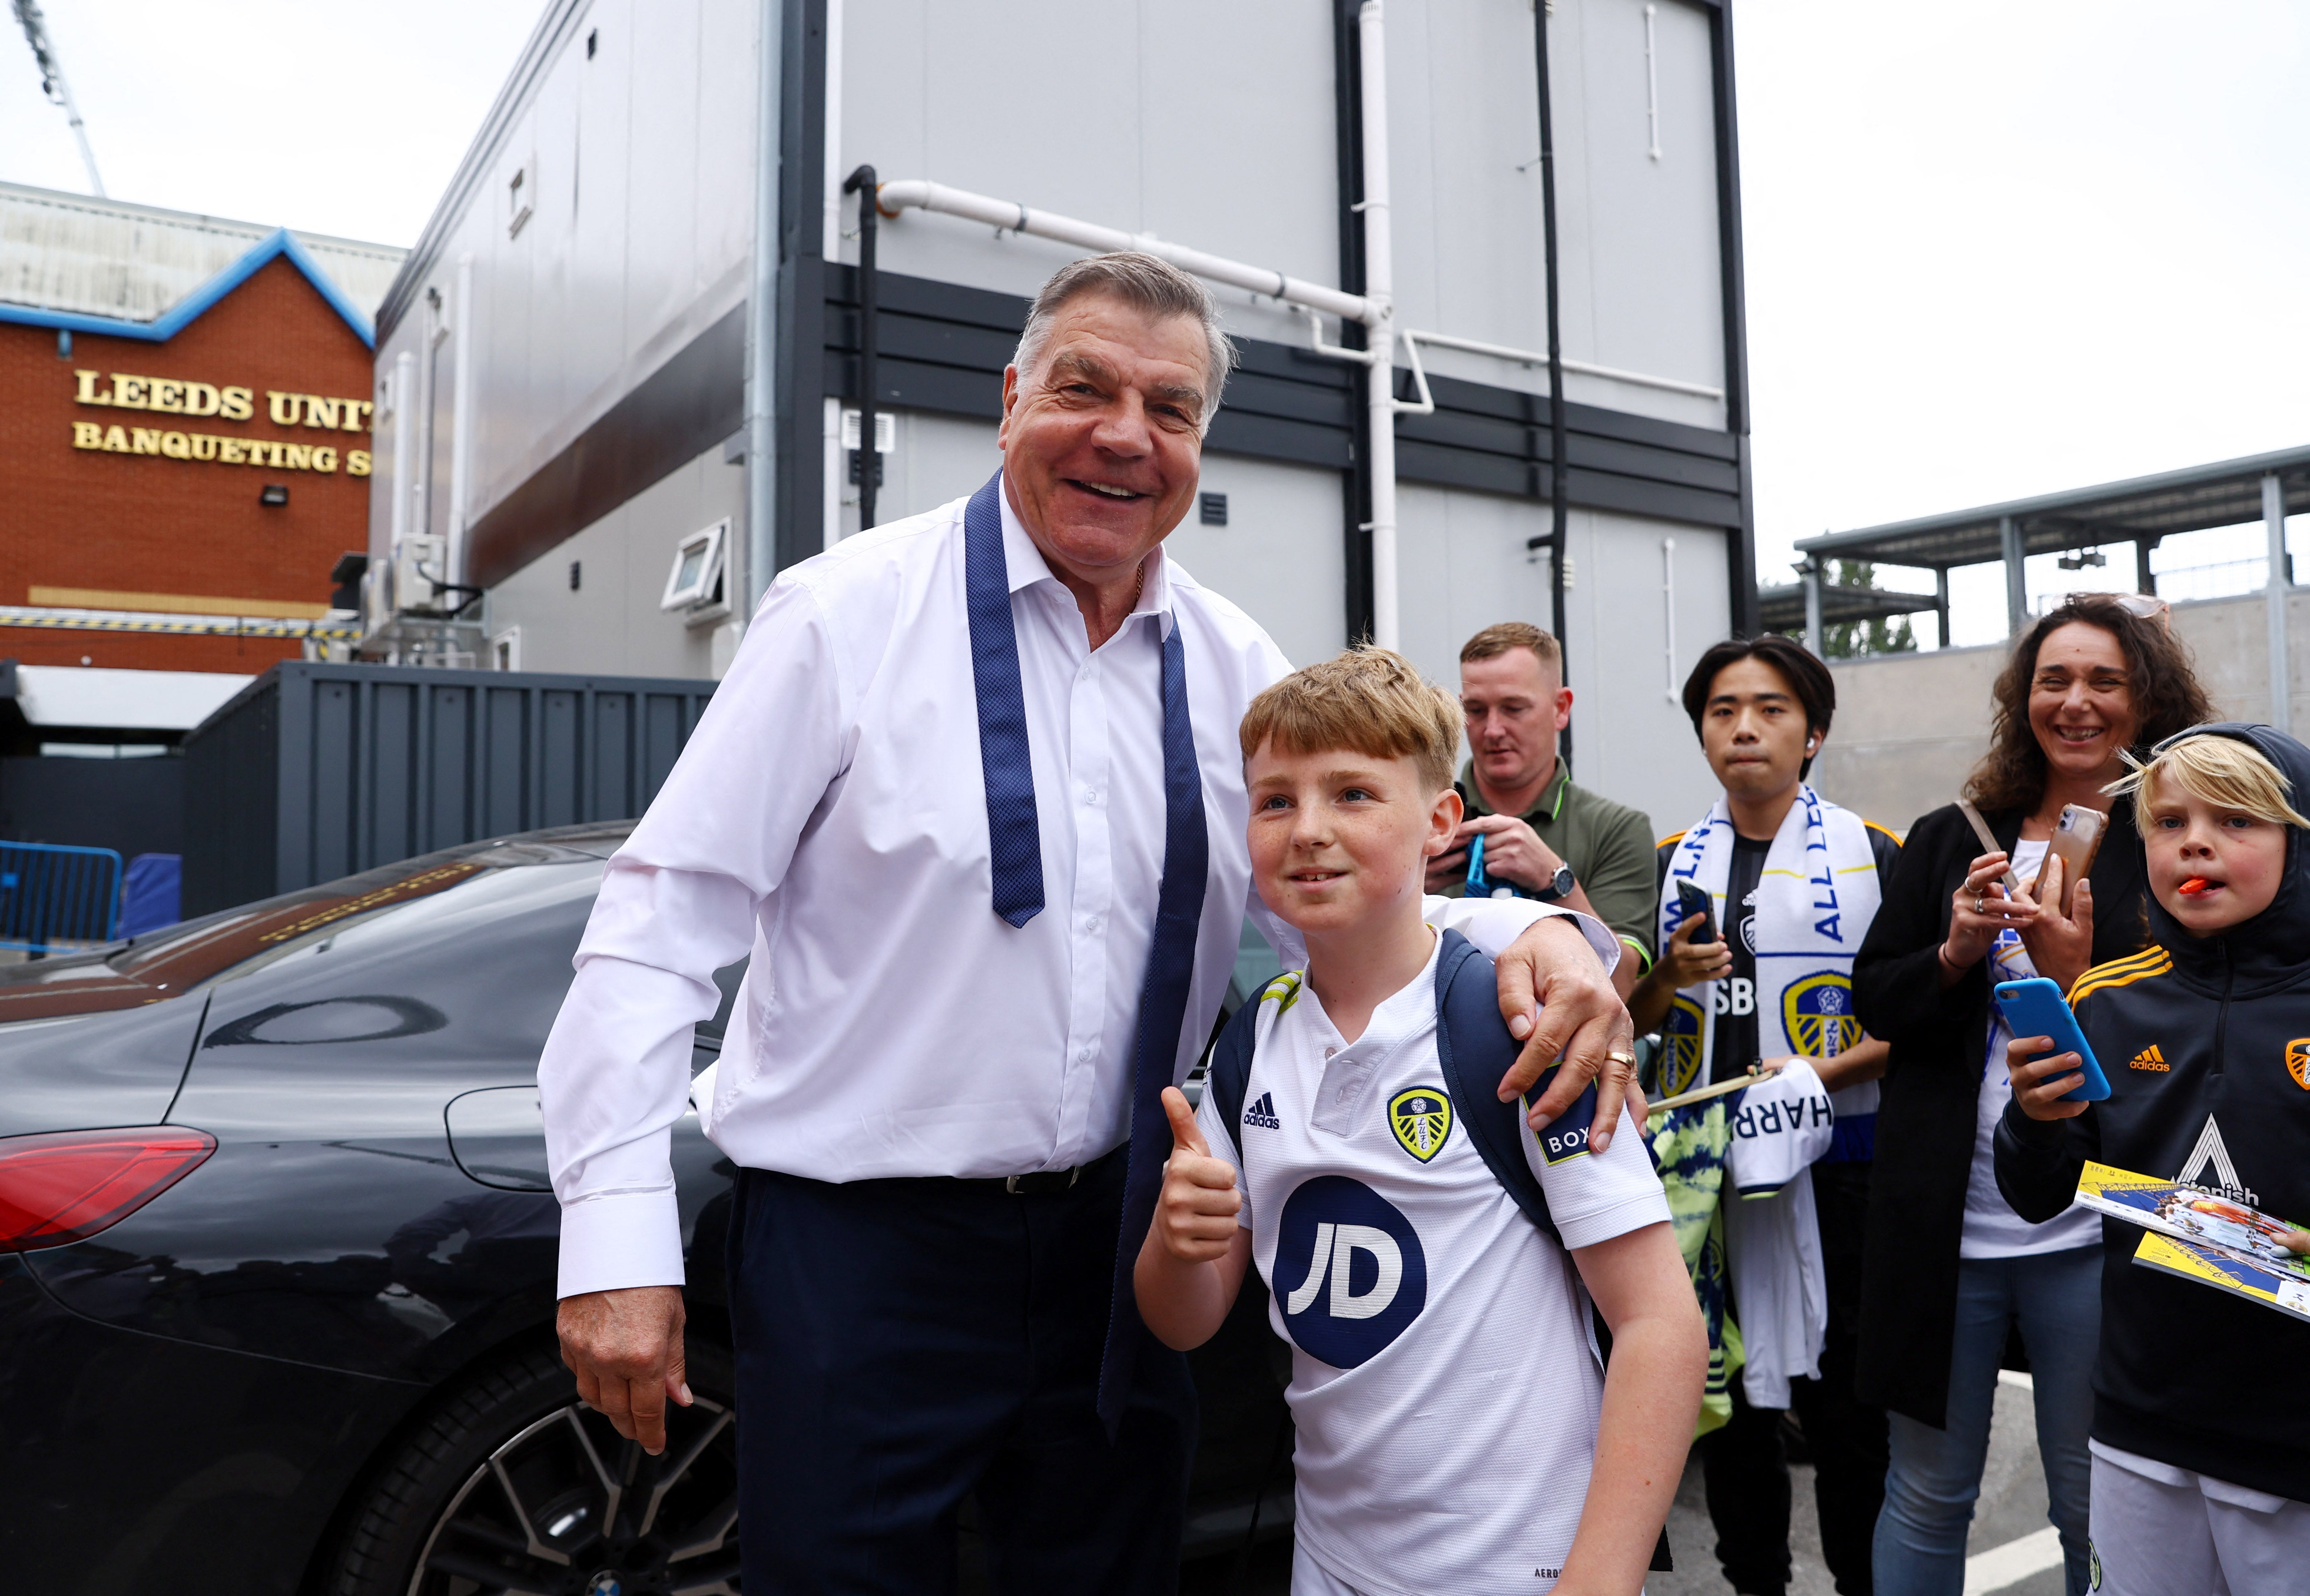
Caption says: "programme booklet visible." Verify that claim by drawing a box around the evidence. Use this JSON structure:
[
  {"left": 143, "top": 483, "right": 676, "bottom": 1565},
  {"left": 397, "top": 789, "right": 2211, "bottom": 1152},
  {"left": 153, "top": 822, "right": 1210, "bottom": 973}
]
[{"left": 2073, "top": 1161, "right": 2310, "bottom": 1324}]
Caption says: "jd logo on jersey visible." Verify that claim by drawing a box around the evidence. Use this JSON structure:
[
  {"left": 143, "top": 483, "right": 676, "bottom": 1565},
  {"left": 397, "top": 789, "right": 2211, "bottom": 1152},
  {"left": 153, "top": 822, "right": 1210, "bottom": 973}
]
[
  {"left": 1273, "top": 1176, "right": 1428, "bottom": 1368},
  {"left": 1389, "top": 1087, "right": 1452, "bottom": 1162},
  {"left": 2286, "top": 1038, "right": 2310, "bottom": 1091},
  {"left": 1784, "top": 972, "right": 1861, "bottom": 1059}
]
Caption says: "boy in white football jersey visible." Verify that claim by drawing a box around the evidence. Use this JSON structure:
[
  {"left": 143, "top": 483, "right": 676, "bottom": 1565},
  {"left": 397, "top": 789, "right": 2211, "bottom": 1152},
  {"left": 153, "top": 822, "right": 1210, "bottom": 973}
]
[{"left": 1135, "top": 649, "right": 1706, "bottom": 1596}]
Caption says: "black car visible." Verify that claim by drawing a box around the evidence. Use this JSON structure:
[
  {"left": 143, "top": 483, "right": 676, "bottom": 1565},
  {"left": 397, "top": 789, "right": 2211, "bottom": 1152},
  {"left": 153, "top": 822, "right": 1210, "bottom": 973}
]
[{"left": 0, "top": 823, "right": 1290, "bottom": 1594}]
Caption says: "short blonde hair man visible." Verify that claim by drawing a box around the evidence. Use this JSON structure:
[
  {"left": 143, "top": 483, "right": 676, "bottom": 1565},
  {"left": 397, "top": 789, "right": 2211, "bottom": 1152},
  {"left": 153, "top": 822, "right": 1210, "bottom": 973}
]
[{"left": 1239, "top": 647, "right": 1463, "bottom": 794}]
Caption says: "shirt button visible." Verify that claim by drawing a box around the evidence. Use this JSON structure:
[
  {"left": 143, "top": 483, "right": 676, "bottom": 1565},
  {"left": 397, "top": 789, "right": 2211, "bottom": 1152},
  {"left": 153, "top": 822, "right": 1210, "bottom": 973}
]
[
  {"left": 1084, "top": 915, "right": 1102, "bottom": 932},
  {"left": 1324, "top": 1046, "right": 1338, "bottom": 1059},
  {"left": 1084, "top": 788, "right": 1101, "bottom": 805}
]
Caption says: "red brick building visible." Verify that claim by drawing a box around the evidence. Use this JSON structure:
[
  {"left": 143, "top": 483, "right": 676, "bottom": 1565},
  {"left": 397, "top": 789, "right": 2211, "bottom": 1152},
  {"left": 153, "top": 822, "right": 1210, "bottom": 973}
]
[{"left": 0, "top": 182, "right": 404, "bottom": 674}]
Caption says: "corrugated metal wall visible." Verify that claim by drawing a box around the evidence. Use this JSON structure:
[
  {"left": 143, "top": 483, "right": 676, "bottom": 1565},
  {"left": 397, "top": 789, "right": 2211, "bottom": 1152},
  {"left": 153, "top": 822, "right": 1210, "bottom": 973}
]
[{"left": 183, "top": 661, "right": 714, "bottom": 913}]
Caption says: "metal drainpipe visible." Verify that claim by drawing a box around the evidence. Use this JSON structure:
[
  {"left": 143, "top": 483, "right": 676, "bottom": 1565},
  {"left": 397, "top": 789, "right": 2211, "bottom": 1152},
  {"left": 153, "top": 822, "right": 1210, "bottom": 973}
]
[
  {"left": 1532, "top": 0, "right": 1572, "bottom": 763},
  {"left": 2265, "top": 471, "right": 2292, "bottom": 734},
  {"left": 1357, "top": 0, "right": 1401, "bottom": 651},
  {"left": 843, "top": 165, "right": 881, "bottom": 532},
  {"left": 743, "top": 0, "right": 786, "bottom": 614}
]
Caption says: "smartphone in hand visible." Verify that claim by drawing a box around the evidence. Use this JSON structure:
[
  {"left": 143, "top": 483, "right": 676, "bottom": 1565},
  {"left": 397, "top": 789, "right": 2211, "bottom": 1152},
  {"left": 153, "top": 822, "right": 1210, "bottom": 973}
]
[
  {"left": 2030, "top": 805, "right": 2106, "bottom": 917},
  {"left": 1673, "top": 879, "right": 1718, "bottom": 946},
  {"left": 1993, "top": 976, "right": 2112, "bottom": 1102}
]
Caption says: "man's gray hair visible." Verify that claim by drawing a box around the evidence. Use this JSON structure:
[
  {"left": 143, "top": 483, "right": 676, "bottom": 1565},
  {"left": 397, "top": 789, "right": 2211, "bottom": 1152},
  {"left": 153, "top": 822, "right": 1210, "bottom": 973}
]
[{"left": 1011, "top": 252, "right": 1236, "bottom": 433}]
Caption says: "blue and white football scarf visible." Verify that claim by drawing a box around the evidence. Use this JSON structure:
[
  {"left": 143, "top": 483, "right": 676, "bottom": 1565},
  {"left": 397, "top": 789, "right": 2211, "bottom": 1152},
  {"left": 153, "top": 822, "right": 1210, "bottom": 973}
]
[
  {"left": 961, "top": 471, "right": 1208, "bottom": 1434},
  {"left": 1654, "top": 783, "right": 1883, "bottom": 1156}
]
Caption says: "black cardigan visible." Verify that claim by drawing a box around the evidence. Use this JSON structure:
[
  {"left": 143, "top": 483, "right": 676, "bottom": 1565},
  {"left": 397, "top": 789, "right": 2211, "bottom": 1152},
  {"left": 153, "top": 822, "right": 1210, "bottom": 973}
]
[{"left": 1850, "top": 798, "right": 2148, "bottom": 1429}]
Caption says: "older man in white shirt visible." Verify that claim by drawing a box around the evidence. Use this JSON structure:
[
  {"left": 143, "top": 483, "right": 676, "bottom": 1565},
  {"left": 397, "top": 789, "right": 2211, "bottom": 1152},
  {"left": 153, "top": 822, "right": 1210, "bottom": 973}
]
[{"left": 542, "top": 252, "right": 1638, "bottom": 1594}]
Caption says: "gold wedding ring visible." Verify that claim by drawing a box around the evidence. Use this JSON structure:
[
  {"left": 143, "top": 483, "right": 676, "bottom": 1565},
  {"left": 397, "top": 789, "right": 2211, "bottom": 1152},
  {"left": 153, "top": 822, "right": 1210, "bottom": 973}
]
[{"left": 1605, "top": 1050, "right": 1637, "bottom": 1067}]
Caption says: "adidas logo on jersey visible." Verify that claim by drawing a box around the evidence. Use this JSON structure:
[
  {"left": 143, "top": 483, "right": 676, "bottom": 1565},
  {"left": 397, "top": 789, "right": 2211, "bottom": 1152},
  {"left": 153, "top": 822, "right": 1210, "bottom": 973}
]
[
  {"left": 2128, "top": 1044, "right": 2169, "bottom": 1072},
  {"left": 1242, "top": 1092, "right": 1281, "bottom": 1130}
]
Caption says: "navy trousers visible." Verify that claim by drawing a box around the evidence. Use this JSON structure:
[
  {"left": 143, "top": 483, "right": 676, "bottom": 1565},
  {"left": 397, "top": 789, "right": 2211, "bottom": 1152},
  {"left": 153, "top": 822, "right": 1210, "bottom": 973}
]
[{"left": 728, "top": 1146, "right": 1198, "bottom": 1594}]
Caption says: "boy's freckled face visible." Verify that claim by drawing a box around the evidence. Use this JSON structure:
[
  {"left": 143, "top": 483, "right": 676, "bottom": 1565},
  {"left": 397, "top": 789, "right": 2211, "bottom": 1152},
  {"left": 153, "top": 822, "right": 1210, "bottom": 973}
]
[
  {"left": 1245, "top": 739, "right": 1457, "bottom": 937},
  {"left": 2145, "top": 787, "right": 2290, "bottom": 933}
]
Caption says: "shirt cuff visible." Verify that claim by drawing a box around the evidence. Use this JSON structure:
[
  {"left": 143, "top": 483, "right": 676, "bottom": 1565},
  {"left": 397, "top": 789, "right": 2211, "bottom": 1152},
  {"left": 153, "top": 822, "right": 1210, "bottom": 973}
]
[
  {"left": 1555, "top": 1188, "right": 1673, "bottom": 1252},
  {"left": 555, "top": 1186, "right": 689, "bottom": 1299}
]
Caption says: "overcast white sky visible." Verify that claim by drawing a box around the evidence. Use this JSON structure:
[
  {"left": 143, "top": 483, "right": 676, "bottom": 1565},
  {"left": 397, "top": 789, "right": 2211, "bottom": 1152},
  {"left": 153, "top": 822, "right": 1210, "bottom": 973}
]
[{"left": 6, "top": 1, "right": 2305, "bottom": 647}]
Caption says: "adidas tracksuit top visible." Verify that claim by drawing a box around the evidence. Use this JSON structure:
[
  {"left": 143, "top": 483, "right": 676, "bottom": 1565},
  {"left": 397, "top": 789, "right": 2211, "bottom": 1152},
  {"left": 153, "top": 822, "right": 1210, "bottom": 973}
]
[
  {"left": 1197, "top": 934, "right": 1669, "bottom": 1595},
  {"left": 1995, "top": 722, "right": 2310, "bottom": 1505}
]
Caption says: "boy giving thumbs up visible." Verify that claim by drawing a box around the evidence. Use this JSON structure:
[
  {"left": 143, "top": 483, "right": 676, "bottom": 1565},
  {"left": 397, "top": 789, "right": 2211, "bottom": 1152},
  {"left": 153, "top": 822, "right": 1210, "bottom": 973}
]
[{"left": 1134, "top": 649, "right": 1703, "bottom": 1596}]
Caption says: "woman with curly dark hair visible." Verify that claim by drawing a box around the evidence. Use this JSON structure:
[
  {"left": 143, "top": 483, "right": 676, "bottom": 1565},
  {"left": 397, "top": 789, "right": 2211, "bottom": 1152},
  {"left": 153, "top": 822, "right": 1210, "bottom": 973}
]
[{"left": 1851, "top": 595, "right": 2213, "bottom": 1596}]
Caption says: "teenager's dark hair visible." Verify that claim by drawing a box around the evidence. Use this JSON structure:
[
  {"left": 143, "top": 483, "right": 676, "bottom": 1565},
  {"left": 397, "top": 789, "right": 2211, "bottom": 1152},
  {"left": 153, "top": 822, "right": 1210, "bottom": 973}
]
[
  {"left": 1964, "top": 593, "right": 2214, "bottom": 814},
  {"left": 1680, "top": 635, "right": 1837, "bottom": 778}
]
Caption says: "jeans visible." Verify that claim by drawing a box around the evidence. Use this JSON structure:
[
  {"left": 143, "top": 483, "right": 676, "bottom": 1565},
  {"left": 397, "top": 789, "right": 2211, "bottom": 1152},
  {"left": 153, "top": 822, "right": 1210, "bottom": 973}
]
[{"left": 1872, "top": 1245, "right": 2100, "bottom": 1596}]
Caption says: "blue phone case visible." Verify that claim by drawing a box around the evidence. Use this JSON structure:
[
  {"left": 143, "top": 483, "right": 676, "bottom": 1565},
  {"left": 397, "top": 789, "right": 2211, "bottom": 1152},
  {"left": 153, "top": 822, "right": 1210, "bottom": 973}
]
[{"left": 1993, "top": 977, "right": 2112, "bottom": 1102}]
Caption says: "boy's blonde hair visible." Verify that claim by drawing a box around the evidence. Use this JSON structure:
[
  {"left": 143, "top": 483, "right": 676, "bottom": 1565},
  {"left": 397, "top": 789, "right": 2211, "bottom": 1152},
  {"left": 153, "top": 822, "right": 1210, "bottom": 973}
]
[
  {"left": 2106, "top": 733, "right": 2310, "bottom": 828},
  {"left": 1240, "top": 648, "right": 1463, "bottom": 793}
]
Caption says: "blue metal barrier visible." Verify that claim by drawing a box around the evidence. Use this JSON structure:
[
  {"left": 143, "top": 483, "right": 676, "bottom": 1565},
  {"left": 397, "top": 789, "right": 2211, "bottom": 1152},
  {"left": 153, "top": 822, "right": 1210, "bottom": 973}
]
[{"left": 0, "top": 842, "right": 124, "bottom": 954}]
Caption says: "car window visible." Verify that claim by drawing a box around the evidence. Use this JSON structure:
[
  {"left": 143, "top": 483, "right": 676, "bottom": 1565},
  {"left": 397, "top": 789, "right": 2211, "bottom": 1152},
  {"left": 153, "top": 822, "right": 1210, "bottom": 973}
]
[{"left": 0, "top": 840, "right": 596, "bottom": 1024}]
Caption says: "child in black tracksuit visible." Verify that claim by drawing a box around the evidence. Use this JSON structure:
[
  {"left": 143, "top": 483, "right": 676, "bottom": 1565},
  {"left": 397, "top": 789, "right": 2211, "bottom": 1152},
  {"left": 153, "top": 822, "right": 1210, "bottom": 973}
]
[{"left": 1995, "top": 722, "right": 2310, "bottom": 1596}]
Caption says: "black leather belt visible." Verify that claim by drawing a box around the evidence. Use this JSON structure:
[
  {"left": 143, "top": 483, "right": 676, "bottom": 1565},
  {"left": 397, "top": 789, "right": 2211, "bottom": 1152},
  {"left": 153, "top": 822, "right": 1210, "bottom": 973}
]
[{"left": 956, "top": 1142, "right": 1125, "bottom": 1196}]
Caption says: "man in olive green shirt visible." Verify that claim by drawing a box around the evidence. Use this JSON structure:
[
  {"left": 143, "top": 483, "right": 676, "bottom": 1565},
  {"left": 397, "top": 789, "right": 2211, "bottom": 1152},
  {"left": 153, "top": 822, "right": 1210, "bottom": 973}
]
[{"left": 1426, "top": 622, "right": 1659, "bottom": 993}]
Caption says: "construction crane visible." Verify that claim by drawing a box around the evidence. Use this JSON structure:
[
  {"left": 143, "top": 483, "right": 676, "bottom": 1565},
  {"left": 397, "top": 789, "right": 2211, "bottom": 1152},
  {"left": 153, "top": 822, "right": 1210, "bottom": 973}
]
[{"left": 11, "top": 0, "right": 104, "bottom": 197}]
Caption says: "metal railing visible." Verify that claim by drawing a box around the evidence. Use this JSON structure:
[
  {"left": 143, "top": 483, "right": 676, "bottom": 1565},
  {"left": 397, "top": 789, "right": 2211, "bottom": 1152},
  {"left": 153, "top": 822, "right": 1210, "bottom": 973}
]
[{"left": 0, "top": 841, "right": 123, "bottom": 954}]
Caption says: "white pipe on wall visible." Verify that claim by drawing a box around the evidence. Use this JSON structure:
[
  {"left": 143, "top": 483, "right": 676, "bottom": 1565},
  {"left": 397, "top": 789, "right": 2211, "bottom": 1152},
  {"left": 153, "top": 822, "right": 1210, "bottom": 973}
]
[
  {"left": 743, "top": 0, "right": 785, "bottom": 613},
  {"left": 876, "top": 180, "right": 1372, "bottom": 327},
  {"left": 822, "top": 0, "right": 847, "bottom": 550},
  {"left": 1358, "top": 0, "right": 1401, "bottom": 649},
  {"left": 448, "top": 253, "right": 476, "bottom": 586},
  {"left": 390, "top": 350, "right": 416, "bottom": 552},
  {"left": 1400, "top": 327, "right": 1725, "bottom": 402}
]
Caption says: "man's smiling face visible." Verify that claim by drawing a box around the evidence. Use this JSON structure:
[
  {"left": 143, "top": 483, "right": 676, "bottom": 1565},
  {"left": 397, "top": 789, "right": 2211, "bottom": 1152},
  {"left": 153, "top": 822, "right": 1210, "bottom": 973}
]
[{"left": 997, "top": 292, "right": 1209, "bottom": 591}]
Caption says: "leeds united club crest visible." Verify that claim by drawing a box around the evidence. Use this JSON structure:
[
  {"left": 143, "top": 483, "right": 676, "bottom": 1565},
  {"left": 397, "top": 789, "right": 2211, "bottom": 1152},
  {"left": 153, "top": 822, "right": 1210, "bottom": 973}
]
[
  {"left": 1782, "top": 971, "right": 1860, "bottom": 1059},
  {"left": 1388, "top": 1087, "right": 1453, "bottom": 1162}
]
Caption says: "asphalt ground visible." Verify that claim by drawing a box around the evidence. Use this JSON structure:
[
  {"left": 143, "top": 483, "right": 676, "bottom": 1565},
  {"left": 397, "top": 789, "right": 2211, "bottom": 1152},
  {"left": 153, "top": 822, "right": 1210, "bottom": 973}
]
[{"left": 1177, "top": 1373, "right": 2068, "bottom": 1596}]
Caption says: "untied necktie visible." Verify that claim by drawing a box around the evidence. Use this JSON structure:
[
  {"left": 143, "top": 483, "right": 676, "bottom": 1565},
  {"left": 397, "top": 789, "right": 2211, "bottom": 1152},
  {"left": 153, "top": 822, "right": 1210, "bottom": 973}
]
[{"left": 962, "top": 471, "right": 1208, "bottom": 1435}]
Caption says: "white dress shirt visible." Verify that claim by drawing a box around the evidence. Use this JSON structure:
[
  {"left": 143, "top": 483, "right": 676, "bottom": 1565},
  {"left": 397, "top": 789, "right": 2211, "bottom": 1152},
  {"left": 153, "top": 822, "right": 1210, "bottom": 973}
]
[{"left": 539, "top": 482, "right": 1615, "bottom": 1297}]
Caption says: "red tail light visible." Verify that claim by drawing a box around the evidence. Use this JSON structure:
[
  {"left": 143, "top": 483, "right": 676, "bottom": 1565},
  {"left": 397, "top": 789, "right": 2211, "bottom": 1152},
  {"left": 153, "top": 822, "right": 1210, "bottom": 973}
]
[{"left": 0, "top": 1127, "right": 217, "bottom": 1251}]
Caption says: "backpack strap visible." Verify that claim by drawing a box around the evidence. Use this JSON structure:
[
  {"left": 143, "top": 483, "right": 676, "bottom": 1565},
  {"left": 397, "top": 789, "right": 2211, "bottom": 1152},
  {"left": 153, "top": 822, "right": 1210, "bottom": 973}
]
[
  {"left": 1206, "top": 973, "right": 1292, "bottom": 1148},
  {"left": 1434, "top": 930, "right": 1582, "bottom": 1240}
]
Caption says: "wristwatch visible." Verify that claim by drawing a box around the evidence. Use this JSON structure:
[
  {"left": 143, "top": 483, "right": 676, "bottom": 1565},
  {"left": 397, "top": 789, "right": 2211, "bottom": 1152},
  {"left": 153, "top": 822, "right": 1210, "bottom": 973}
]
[{"left": 1534, "top": 863, "right": 1576, "bottom": 903}]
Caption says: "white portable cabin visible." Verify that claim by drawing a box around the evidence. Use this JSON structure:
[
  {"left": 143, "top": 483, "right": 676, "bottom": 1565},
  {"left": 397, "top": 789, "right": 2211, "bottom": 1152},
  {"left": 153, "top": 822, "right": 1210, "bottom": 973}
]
[{"left": 367, "top": 0, "right": 1758, "bottom": 828}]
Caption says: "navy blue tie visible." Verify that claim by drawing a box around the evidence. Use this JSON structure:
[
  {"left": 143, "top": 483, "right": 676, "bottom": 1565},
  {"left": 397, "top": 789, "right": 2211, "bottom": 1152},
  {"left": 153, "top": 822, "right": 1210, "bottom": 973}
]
[
  {"left": 960, "top": 471, "right": 1209, "bottom": 1435},
  {"left": 964, "top": 475, "right": 1046, "bottom": 927}
]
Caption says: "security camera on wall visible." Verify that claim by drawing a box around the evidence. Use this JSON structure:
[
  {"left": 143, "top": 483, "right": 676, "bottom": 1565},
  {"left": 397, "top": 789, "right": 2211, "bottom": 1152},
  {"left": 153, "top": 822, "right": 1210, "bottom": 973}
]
[{"left": 661, "top": 519, "right": 731, "bottom": 627}]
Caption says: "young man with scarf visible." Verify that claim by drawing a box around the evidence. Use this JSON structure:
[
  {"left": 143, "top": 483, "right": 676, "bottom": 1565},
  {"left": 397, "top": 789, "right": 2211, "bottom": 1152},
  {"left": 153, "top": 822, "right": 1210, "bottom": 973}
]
[{"left": 1628, "top": 635, "right": 1900, "bottom": 1596}]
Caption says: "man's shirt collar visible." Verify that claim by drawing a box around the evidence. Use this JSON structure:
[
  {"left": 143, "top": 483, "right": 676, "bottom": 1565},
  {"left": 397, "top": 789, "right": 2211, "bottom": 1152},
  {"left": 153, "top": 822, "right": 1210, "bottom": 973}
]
[
  {"left": 999, "top": 471, "right": 1176, "bottom": 634},
  {"left": 1463, "top": 758, "right": 1572, "bottom": 824}
]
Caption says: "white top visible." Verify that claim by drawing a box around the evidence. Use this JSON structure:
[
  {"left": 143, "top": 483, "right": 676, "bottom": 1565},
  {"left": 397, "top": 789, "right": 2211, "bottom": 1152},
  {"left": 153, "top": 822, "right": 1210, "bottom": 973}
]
[
  {"left": 1724, "top": 1058, "right": 1834, "bottom": 1198},
  {"left": 1199, "top": 935, "right": 1668, "bottom": 1596},
  {"left": 538, "top": 485, "right": 1611, "bottom": 1297},
  {"left": 1961, "top": 839, "right": 2099, "bottom": 1259}
]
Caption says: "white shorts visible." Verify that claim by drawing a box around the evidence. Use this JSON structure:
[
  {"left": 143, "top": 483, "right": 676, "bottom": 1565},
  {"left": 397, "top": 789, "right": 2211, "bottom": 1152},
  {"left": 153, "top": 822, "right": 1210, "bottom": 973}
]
[{"left": 2089, "top": 1441, "right": 2310, "bottom": 1595}]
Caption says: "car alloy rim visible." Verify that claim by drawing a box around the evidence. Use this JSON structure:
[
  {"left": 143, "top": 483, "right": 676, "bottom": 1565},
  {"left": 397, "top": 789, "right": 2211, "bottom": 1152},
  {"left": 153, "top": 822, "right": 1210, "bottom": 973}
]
[{"left": 408, "top": 1396, "right": 739, "bottom": 1596}]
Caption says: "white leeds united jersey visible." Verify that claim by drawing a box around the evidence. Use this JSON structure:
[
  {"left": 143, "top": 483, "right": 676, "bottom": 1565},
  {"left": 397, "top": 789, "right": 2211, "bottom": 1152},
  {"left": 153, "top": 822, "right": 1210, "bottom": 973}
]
[{"left": 1196, "top": 937, "right": 1670, "bottom": 1596}]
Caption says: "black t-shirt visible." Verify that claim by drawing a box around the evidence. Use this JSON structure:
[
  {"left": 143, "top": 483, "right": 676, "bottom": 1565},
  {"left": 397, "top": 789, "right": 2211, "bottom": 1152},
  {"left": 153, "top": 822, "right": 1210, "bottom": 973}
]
[
  {"left": 1712, "top": 836, "right": 1770, "bottom": 1083},
  {"left": 1654, "top": 824, "right": 1902, "bottom": 1085}
]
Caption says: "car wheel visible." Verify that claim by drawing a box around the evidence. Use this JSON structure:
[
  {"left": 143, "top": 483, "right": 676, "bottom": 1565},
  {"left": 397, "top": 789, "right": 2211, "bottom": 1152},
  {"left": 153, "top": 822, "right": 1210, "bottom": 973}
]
[{"left": 325, "top": 1341, "right": 741, "bottom": 1596}]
